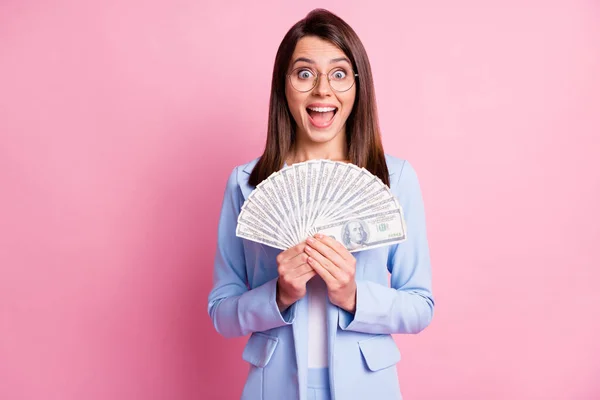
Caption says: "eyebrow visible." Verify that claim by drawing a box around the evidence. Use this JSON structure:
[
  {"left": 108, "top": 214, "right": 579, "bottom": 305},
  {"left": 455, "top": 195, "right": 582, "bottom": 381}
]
[{"left": 292, "top": 57, "right": 351, "bottom": 66}]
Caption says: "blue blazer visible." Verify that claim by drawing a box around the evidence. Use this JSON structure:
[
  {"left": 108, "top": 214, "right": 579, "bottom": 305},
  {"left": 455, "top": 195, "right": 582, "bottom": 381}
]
[{"left": 208, "top": 154, "right": 434, "bottom": 400}]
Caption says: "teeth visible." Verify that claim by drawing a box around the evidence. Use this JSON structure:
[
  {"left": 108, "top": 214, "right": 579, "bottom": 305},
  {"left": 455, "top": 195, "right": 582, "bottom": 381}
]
[{"left": 307, "top": 107, "right": 337, "bottom": 112}]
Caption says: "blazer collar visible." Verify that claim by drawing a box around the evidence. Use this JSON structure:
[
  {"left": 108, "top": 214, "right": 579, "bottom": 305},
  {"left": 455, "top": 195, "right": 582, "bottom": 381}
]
[{"left": 242, "top": 157, "right": 259, "bottom": 175}]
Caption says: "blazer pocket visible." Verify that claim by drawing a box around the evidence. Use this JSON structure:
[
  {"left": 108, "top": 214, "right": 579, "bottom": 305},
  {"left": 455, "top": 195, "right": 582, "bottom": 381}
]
[
  {"left": 242, "top": 332, "right": 279, "bottom": 368},
  {"left": 358, "top": 334, "right": 401, "bottom": 372}
]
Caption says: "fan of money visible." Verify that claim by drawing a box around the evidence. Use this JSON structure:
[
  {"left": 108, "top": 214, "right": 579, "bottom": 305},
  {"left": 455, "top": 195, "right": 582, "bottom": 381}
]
[{"left": 236, "top": 160, "right": 407, "bottom": 253}]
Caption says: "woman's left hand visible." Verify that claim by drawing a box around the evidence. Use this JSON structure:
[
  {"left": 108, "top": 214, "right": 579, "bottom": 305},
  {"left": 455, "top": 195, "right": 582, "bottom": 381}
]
[{"left": 305, "top": 233, "right": 357, "bottom": 313}]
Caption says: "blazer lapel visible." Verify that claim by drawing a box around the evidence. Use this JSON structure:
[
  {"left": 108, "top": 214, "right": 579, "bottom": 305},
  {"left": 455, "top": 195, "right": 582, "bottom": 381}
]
[
  {"left": 293, "top": 295, "right": 309, "bottom": 400},
  {"left": 239, "top": 158, "right": 259, "bottom": 200}
]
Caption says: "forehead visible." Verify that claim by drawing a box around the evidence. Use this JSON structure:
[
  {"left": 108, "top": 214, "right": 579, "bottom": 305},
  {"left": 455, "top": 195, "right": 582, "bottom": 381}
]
[{"left": 291, "top": 36, "right": 347, "bottom": 64}]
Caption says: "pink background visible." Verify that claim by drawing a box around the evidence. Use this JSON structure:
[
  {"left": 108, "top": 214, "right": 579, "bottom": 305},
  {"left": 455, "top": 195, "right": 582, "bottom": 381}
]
[{"left": 1, "top": 1, "right": 599, "bottom": 399}]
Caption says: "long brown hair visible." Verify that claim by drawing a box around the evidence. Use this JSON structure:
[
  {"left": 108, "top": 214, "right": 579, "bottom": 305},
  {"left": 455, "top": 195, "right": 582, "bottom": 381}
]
[{"left": 249, "top": 8, "right": 390, "bottom": 187}]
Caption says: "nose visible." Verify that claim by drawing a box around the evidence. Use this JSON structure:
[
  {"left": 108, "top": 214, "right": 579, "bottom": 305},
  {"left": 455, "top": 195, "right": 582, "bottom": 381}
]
[{"left": 312, "top": 73, "right": 332, "bottom": 96}]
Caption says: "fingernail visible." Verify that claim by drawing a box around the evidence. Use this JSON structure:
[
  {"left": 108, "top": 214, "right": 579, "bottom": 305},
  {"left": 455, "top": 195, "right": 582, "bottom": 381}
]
[
  {"left": 315, "top": 233, "right": 323, "bottom": 239},
  {"left": 306, "top": 237, "right": 314, "bottom": 244}
]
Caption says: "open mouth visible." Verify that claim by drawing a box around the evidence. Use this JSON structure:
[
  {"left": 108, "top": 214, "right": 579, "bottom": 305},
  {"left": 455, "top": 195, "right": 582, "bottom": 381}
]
[{"left": 306, "top": 106, "right": 338, "bottom": 128}]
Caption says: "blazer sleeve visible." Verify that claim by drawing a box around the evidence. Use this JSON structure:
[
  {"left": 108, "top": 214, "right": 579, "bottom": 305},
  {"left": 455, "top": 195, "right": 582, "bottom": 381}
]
[
  {"left": 338, "top": 160, "right": 435, "bottom": 334},
  {"left": 207, "top": 167, "right": 297, "bottom": 338}
]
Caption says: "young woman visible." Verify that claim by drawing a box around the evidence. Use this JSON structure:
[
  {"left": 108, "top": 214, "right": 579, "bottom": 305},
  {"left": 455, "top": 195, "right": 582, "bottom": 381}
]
[{"left": 208, "top": 8, "right": 434, "bottom": 400}]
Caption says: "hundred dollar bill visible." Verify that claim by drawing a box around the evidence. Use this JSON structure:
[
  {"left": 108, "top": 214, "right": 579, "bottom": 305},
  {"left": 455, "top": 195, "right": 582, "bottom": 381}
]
[
  {"left": 327, "top": 186, "right": 396, "bottom": 222},
  {"left": 312, "top": 208, "right": 407, "bottom": 253},
  {"left": 309, "top": 160, "right": 336, "bottom": 229},
  {"left": 259, "top": 173, "right": 299, "bottom": 244},
  {"left": 285, "top": 166, "right": 306, "bottom": 240},
  {"left": 317, "top": 173, "right": 380, "bottom": 223},
  {"left": 306, "top": 160, "right": 326, "bottom": 235},
  {"left": 318, "top": 162, "right": 344, "bottom": 218},
  {"left": 318, "top": 163, "right": 359, "bottom": 220},
  {"left": 319, "top": 165, "right": 365, "bottom": 221},
  {"left": 237, "top": 211, "right": 290, "bottom": 248},
  {"left": 323, "top": 181, "right": 391, "bottom": 223},
  {"left": 304, "top": 160, "right": 319, "bottom": 240},
  {"left": 239, "top": 200, "right": 295, "bottom": 248},
  {"left": 236, "top": 222, "right": 288, "bottom": 250},
  {"left": 292, "top": 163, "right": 307, "bottom": 240},
  {"left": 330, "top": 197, "right": 401, "bottom": 223},
  {"left": 271, "top": 170, "right": 301, "bottom": 244},
  {"left": 280, "top": 167, "right": 300, "bottom": 234}
]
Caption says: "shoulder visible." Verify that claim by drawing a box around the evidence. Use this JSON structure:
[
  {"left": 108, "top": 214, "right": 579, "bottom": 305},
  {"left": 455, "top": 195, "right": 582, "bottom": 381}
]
[
  {"left": 384, "top": 153, "right": 406, "bottom": 176},
  {"left": 238, "top": 157, "right": 260, "bottom": 176},
  {"left": 384, "top": 153, "right": 423, "bottom": 200},
  {"left": 222, "top": 157, "right": 260, "bottom": 203},
  {"left": 384, "top": 153, "right": 419, "bottom": 181},
  {"left": 225, "top": 157, "right": 260, "bottom": 185}
]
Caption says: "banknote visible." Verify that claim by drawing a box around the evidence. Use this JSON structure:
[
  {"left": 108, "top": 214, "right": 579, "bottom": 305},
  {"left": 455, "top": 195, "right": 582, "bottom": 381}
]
[
  {"left": 318, "top": 163, "right": 361, "bottom": 220},
  {"left": 252, "top": 177, "right": 297, "bottom": 244},
  {"left": 318, "top": 167, "right": 375, "bottom": 222},
  {"left": 268, "top": 171, "right": 300, "bottom": 244},
  {"left": 325, "top": 185, "right": 396, "bottom": 223},
  {"left": 293, "top": 163, "right": 307, "bottom": 240},
  {"left": 236, "top": 160, "right": 407, "bottom": 252},
  {"left": 239, "top": 199, "right": 295, "bottom": 248},
  {"left": 313, "top": 208, "right": 407, "bottom": 253},
  {"left": 236, "top": 222, "right": 288, "bottom": 250},
  {"left": 329, "top": 196, "right": 401, "bottom": 224}
]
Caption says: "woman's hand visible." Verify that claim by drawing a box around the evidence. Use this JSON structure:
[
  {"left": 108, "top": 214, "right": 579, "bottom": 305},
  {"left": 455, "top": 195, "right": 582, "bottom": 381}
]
[
  {"left": 276, "top": 242, "right": 316, "bottom": 312},
  {"left": 304, "top": 234, "right": 357, "bottom": 313}
]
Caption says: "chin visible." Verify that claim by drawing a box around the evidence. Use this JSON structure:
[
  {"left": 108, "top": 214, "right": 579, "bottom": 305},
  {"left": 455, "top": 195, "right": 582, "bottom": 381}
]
[
  {"left": 302, "top": 123, "right": 344, "bottom": 144},
  {"left": 305, "top": 130, "right": 338, "bottom": 143}
]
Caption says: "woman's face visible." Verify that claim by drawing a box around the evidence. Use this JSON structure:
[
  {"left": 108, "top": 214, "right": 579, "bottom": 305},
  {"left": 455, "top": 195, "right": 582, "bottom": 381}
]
[{"left": 285, "top": 36, "right": 357, "bottom": 146}]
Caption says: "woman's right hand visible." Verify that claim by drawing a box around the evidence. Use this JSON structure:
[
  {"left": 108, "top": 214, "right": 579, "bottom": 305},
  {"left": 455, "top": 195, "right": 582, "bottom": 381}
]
[{"left": 275, "top": 242, "right": 316, "bottom": 312}]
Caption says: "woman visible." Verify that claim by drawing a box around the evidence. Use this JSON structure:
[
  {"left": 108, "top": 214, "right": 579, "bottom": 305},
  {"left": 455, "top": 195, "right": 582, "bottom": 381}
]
[{"left": 208, "top": 8, "right": 434, "bottom": 400}]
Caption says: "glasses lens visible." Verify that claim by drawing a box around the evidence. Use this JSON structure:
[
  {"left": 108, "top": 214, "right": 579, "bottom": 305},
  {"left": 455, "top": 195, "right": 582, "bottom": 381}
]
[
  {"left": 289, "top": 68, "right": 316, "bottom": 92},
  {"left": 329, "top": 68, "right": 355, "bottom": 92}
]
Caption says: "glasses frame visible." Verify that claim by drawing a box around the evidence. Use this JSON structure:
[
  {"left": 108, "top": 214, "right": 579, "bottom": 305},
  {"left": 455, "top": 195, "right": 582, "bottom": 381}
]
[{"left": 286, "top": 67, "right": 359, "bottom": 93}]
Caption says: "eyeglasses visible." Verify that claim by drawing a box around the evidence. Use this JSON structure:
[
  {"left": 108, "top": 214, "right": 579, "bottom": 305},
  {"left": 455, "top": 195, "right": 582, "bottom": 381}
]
[{"left": 287, "top": 67, "right": 358, "bottom": 93}]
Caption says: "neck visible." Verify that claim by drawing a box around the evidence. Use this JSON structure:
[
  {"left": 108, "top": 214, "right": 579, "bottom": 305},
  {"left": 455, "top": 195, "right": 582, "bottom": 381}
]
[{"left": 288, "top": 131, "right": 348, "bottom": 164}]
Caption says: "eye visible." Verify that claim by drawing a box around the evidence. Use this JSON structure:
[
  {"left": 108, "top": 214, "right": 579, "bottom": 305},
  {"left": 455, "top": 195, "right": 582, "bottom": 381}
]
[
  {"left": 331, "top": 69, "right": 347, "bottom": 80},
  {"left": 296, "top": 69, "right": 314, "bottom": 80}
]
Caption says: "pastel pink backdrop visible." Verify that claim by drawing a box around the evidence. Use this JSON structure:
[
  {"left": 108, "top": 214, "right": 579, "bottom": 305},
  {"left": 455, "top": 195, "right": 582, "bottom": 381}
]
[{"left": 1, "top": 1, "right": 599, "bottom": 399}]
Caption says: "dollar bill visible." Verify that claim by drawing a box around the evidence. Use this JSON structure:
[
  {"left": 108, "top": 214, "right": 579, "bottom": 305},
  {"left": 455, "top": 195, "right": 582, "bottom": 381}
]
[
  {"left": 253, "top": 176, "right": 297, "bottom": 244},
  {"left": 313, "top": 208, "right": 407, "bottom": 253},
  {"left": 268, "top": 171, "right": 300, "bottom": 244},
  {"left": 307, "top": 160, "right": 333, "bottom": 234},
  {"left": 306, "top": 160, "right": 325, "bottom": 235},
  {"left": 318, "top": 173, "right": 379, "bottom": 223},
  {"left": 323, "top": 181, "right": 391, "bottom": 224},
  {"left": 235, "top": 160, "right": 408, "bottom": 252},
  {"left": 318, "top": 162, "right": 343, "bottom": 219},
  {"left": 319, "top": 165, "right": 367, "bottom": 221},
  {"left": 293, "top": 163, "right": 307, "bottom": 240},
  {"left": 236, "top": 223, "right": 288, "bottom": 250},
  {"left": 239, "top": 199, "right": 295, "bottom": 248},
  {"left": 330, "top": 196, "right": 401, "bottom": 223},
  {"left": 318, "top": 163, "right": 358, "bottom": 219},
  {"left": 304, "top": 160, "right": 319, "bottom": 240},
  {"left": 237, "top": 211, "right": 290, "bottom": 248}
]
